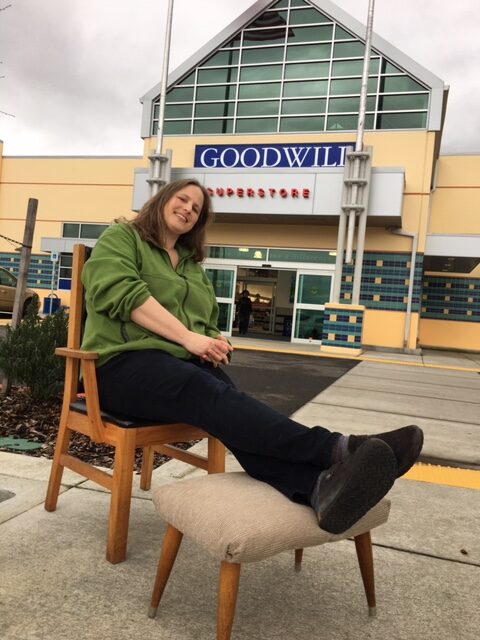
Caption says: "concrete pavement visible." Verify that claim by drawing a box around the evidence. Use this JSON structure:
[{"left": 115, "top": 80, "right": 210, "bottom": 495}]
[{"left": 1, "top": 345, "right": 480, "bottom": 639}]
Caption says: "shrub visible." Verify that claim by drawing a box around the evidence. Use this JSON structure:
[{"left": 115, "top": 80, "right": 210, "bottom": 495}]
[{"left": 0, "top": 301, "right": 68, "bottom": 402}]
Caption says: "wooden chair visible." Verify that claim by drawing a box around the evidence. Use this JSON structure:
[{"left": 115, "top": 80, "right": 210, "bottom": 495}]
[
  {"left": 44, "top": 244, "right": 225, "bottom": 564},
  {"left": 148, "top": 472, "right": 390, "bottom": 640}
]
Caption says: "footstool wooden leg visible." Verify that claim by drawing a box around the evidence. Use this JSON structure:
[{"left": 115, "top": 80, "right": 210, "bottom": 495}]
[
  {"left": 149, "top": 525, "right": 184, "bottom": 618},
  {"left": 217, "top": 561, "right": 241, "bottom": 640},
  {"left": 354, "top": 531, "right": 376, "bottom": 616},
  {"left": 294, "top": 548, "right": 303, "bottom": 572}
]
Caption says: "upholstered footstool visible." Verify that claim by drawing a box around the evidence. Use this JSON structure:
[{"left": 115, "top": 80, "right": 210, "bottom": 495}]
[{"left": 148, "top": 472, "right": 390, "bottom": 640}]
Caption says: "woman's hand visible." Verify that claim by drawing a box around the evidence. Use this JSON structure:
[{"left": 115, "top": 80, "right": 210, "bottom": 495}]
[{"left": 182, "top": 331, "right": 233, "bottom": 365}]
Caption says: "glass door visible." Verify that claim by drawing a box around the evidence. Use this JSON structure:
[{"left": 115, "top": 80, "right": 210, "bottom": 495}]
[
  {"left": 291, "top": 270, "right": 333, "bottom": 343},
  {"left": 204, "top": 264, "right": 237, "bottom": 336}
]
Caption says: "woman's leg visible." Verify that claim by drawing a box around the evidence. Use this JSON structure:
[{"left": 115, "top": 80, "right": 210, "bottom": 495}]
[{"left": 96, "top": 350, "right": 340, "bottom": 503}]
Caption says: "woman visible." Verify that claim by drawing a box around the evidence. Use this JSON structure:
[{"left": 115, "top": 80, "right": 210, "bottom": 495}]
[{"left": 81, "top": 179, "right": 423, "bottom": 534}]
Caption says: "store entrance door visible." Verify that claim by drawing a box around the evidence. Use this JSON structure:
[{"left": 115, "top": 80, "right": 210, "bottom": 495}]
[{"left": 234, "top": 267, "right": 296, "bottom": 339}]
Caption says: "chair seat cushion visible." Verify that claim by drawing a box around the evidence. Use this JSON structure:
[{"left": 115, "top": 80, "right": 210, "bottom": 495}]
[
  {"left": 70, "top": 399, "right": 161, "bottom": 428},
  {"left": 152, "top": 472, "right": 390, "bottom": 564}
]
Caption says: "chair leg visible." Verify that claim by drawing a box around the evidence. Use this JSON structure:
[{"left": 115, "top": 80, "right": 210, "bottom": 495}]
[
  {"left": 217, "top": 561, "right": 241, "bottom": 640},
  {"left": 45, "top": 418, "right": 72, "bottom": 512},
  {"left": 140, "top": 445, "right": 155, "bottom": 491},
  {"left": 208, "top": 437, "right": 226, "bottom": 474},
  {"left": 106, "top": 429, "right": 136, "bottom": 564},
  {"left": 148, "top": 524, "right": 184, "bottom": 618},
  {"left": 354, "top": 531, "right": 376, "bottom": 616},
  {"left": 294, "top": 548, "right": 304, "bottom": 572}
]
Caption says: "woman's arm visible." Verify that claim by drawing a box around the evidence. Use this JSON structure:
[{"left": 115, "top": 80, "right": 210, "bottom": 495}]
[{"left": 131, "top": 296, "right": 232, "bottom": 364}]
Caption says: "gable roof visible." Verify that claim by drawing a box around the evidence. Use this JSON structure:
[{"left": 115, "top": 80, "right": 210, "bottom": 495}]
[{"left": 140, "top": 0, "right": 447, "bottom": 137}]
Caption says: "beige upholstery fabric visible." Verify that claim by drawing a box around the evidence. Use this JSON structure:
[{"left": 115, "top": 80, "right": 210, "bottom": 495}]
[{"left": 152, "top": 472, "right": 390, "bottom": 564}]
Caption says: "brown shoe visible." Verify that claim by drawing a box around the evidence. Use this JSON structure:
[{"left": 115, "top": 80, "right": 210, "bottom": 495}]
[
  {"left": 311, "top": 438, "right": 397, "bottom": 534},
  {"left": 348, "top": 425, "right": 424, "bottom": 477}
]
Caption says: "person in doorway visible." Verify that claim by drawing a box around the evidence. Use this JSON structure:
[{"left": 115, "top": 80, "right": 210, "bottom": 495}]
[
  {"left": 81, "top": 179, "right": 423, "bottom": 534},
  {"left": 237, "top": 289, "right": 252, "bottom": 335}
]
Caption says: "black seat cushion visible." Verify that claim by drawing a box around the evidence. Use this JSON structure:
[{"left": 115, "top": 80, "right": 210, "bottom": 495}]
[{"left": 70, "top": 399, "right": 166, "bottom": 429}]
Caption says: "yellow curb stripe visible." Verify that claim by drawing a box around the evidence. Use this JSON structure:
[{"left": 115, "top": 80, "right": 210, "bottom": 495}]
[
  {"left": 403, "top": 463, "right": 480, "bottom": 490},
  {"left": 232, "top": 344, "right": 480, "bottom": 372}
]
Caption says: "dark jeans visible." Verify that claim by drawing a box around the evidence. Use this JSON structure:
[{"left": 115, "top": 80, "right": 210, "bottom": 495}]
[{"left": 96, "top": 349, "right": 341, "bottom": 504}]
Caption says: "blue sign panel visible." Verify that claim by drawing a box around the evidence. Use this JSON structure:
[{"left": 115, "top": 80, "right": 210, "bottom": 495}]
[{"left": 194, "top": 143, "right": 351, "bottom": 169}]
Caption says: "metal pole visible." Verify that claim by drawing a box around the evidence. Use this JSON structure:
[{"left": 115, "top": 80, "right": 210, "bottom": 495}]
[
  {"left": 350, "top": 0, "right": 375, "bottom": 303},
  {"left": 151, "top": 0, "right": 175, "bottom": 197}
]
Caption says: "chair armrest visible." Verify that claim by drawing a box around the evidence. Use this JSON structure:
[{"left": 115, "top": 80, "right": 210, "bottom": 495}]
[{"left": 55, "top": 347, "right": 99, "bottom": 360}]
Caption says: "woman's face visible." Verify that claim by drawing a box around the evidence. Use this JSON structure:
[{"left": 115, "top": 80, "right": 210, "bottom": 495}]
[{"left": 162, "top": 184, "right": 204, "bottom": 239}]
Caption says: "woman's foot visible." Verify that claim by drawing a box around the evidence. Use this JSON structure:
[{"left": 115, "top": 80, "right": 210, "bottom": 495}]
[
  {"left": 311, "top": 438, "right": 397, "bottom": 534},
  {"left": 347, "top": 425, "right": 424, "bottom": 477}
]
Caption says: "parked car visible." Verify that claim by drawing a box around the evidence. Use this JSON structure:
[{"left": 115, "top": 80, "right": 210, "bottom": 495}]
[{"left": 0, "top": 266, "right": 38, "bottom": 316}]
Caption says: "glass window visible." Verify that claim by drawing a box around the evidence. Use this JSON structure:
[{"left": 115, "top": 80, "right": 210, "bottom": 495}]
[
  {"left": 216, "top": 303, "right": 232, "bottom": 332},
  {"left": 0, "top": 269, "right": 16, "bottom": 286},
  {"left": 242, "top": 46, "right": 284, "bottom": 64},
  {"left": 330, "top": 78, "right": 362, "bottom": 95},
  {"left": 193, "top": 119, "right": 233, "bottom": 134},
  {"left": 284, "top": 61, "right": 329, "bottom": 79},
  {"left": 328, "top": 97, "right": 358, "bottom": 113},
  {"left": 280, "top": 116, "right": 325, "bottom": 132},
  {"left": 283, "top": 80, "right": 328, "bottom": 97},
  {"left": 327, "top": 114, "right": 359, "bottom": 130},
  {"left": 378, "top": 94, "right": 429, "bottom": 110},
  {"left": 243, "top": 28, "right": 286, "bottom": 47},
  {"left": 207, "top": 246, "right": 266, "bottom": 261},
  {"left": 166, "top": 87, "right": 194, "bottom": 102},
  {"left": 288, "top": 25, "right": 333, "bottom": 43},
  {"left": 281, "top": 98, "right": 326, "bottom": 114},
  {"left": 195, "top": 102, "right": 235, "bottom": 118},
  {"left": 289, "top": 8, "right": 329, "bottom": 25},
  {"left": 297, "top": 274, "right": 331, "bottom": 305},
  {"left": 270, "top": 0, "right": 288, "bottom": 7},
  {"left": 335, "top": 26, "right": 354, "bottom": 40},
  {"left": 164, "top": 103, "right": 192, "bottom": 119},
  {"left": 205, "top": 269, "right": 235, "bottom": 298},
  {"left": 269, "top": 249, "right": 336, "bottom": 263},
  {"left": 197, "top": 67, "right": 238, "bottom": 84},
  {"left": 80, "top": 224, "right": 108, "bottom": 239},
  {"left": 240, "top": 65, "right": 282, "bottom": 82},
  {"left": 164, "top": 120, "right": 191, "bottom": 135},
  {"left": 329, "top": 96, "right": 376, "bottom": 112},
  {"left": 196, "top": 85, "right": 237, "bottom": 101},
  {"left": 238, "top": 83, "right": 281, "bottom": 99},
  {"left": 286, "top": 43, "right": 331, "bottom": 61},
  {"left": 380, "top": 75, "right": 427, "bottom": 93},
  {"left": 236, "top": 117, "right": 278, "bottom": 133},
  {"left": 333, "top": 41, "right": 365, "bottom": 58},
  {"left": 331, "top": 59, "right": 365, "bottom": 76},
  {"left": 62, "top": 223, "right": 80, "bottom": 238},
  {"left": 237, "top": 100, "right": 279, "bottom": 116},
  {"left": 294, "top": 309, "right": 325, "bottom": 340},
  {"left": 178, "top": 71, "right": 195, "bottom": 85},
  {"left": 382, "top": 60, "right": 403, "bottom": 74},
  {"left": 202, "top": 50, "right": 239, "bottom": 67},
  {"left": 377, "top": 112, "right": 427, "bottom": 129}
]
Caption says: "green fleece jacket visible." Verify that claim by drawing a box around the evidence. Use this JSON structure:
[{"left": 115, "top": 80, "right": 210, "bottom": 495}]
[{"left": 81, "top": 223, "right": 221, "bottom": 367}]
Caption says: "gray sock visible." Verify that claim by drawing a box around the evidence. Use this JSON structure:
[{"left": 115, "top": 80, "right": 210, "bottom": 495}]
[{"left": 331, "top": 435, "right": 349, "bottom": 464}]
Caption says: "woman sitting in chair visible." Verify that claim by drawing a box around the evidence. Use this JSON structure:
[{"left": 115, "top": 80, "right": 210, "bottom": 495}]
[{"left": 81, "top": 178, "right": 423, "bottom": 535}]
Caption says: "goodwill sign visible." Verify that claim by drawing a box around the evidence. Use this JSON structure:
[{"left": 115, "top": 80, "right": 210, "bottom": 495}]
[{"left": 194, "top": 143, "right": 351, "bottom": 169}]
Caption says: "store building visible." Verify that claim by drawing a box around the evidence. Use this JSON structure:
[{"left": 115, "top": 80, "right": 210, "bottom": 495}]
[{"left": 1, "top": 0, "right": 479, "bottom": 352}]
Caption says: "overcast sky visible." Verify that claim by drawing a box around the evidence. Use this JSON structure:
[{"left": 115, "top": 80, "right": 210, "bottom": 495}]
[{"left": 1, "top": 0, "right": 479, "bottom": 157}]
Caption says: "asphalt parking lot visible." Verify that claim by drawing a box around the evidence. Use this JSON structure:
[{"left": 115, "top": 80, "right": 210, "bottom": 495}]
[{"left": 226, "top": 349, "right": 358, "bottom": 415}]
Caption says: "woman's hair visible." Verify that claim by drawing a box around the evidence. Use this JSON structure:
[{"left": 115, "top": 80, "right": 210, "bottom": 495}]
[{"left": 129, "top": 178, "right": 214, "bottom": 262}]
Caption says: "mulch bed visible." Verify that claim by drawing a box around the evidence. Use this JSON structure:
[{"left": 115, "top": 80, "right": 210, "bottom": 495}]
[{"left": 0, "top": 387, "right": 194, "bottom": 471}]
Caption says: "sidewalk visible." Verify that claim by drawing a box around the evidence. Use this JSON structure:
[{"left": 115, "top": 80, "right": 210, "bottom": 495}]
[{"left": 1, "top": 347, "right": 480, "bottom": 639}]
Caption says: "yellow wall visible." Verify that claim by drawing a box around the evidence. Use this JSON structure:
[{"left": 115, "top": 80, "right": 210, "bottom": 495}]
[
  {"left": 429, "top": 155, "right": 480, "bottom": 235},
  {"left": 362, "top": 309, "right": 407, "bottom": 349},
  {"left": 419, "top": 319, "right": 480, "bottom": 351},
  {"left": 0, "top": 156, "right": 139, "bottom": 253}
]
